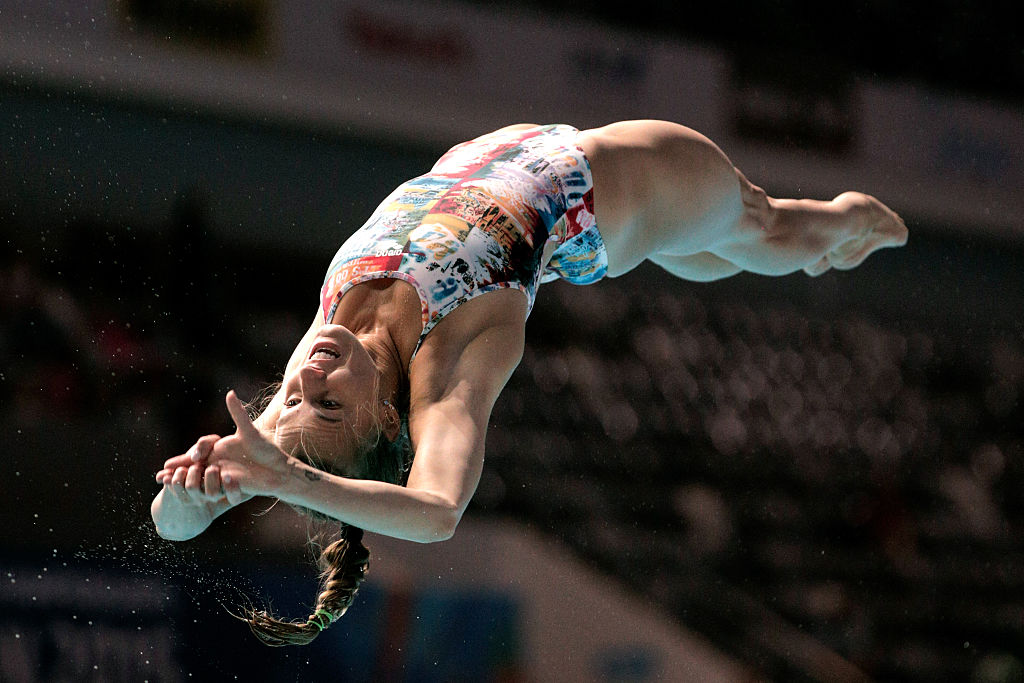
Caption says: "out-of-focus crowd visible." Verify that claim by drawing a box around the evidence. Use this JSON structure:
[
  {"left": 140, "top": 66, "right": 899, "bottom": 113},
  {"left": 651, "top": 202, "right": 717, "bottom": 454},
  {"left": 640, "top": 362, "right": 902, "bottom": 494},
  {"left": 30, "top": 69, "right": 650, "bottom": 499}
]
[{"left": 486, "top": 281, "right": 1024, "bottom": 681}]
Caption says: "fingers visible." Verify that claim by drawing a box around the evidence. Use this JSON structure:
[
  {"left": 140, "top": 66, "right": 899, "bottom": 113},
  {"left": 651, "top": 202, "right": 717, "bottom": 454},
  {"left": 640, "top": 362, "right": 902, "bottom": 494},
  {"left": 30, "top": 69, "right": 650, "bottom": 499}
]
[
  {"left": 820, "top": 193, "right": 907, "bottom": 274},
  {"left": 158, "top": 435, "right": 217, "bottom": 471},
  {"left": 876, "top": 205, "right": 908, "bottom": 247},
  {"left": 190, "top": 434, "right": 221, "bottom": 463},
  {"left": 893, "top": 222, "right": 909, "bottom": 246},
  {"left": 159, "top": 454, "right": 196, "bottom": 480},
  {"left": 829, "top": 231, "right": 868, "bottom": 264},
  {"left": 825, "top": 204, "right": 908, "bottom": 272},
  {"left": 164, "top": 465, "right": 191, "bottom": 502},
  {"left": 828, "top": 238, "right": 870, "bottom": 271},
  {"left": 162, "top": 463, "right": 225, "bottom": 503},
  {"left": 157, "top": 461, "right": 196, "bottom": 485},
  {"left": 830, "top": 224, "right": 902, "bottom": 271},
  {"left": 222, "top": 472, "right": 245, "bottom": 506},
  {"left": 185, "top": 463, "right": 203, "bottom": 492},
  {"left": 170, "top": 465, "right": 188, "bottom": 489},
  {"left": 225, "top": 390, "right": 260, "bottom": 439},
  {"left": 156, "top": 434, "right": 222, "bottom": 484},
  {"left": 203, "top": 466, "right": 222, "bottom": 498}
]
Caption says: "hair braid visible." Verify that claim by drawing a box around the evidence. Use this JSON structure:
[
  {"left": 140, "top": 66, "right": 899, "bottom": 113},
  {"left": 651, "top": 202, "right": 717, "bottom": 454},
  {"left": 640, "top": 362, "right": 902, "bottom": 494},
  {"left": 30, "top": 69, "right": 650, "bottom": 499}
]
[
  {"left": 238, "top": 525, "right": 370, "bottom": 646},
  {"left": 237, "top": 384, "right": 411, "bottom": 646}
]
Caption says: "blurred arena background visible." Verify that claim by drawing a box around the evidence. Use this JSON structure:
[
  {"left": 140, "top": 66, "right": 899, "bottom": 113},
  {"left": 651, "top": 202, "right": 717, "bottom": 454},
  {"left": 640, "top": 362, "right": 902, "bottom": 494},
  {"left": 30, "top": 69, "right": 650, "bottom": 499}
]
[{"left": 1, "top": 1, "right": 1022, "bottom": 680}]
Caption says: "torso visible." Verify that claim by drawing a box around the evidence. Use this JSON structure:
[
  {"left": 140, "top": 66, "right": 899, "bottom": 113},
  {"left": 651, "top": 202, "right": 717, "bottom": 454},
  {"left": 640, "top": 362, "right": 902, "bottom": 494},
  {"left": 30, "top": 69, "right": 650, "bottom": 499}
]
[
  {"left": 321, "top": 124, "right": 606, "bottom": 364},
  {"left": 321, "top": 120, "right": 738, "bottom": 376}
]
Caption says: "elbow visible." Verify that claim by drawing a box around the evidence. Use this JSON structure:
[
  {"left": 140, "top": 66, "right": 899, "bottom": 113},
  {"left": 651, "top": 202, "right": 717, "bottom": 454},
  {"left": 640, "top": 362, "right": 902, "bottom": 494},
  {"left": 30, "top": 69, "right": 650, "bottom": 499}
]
[
  {"left": 418, "top": 506, "right": 460, "bottom": 543},
  {"left": 438, "top": 513, "right": 459, "bottom": 542}
]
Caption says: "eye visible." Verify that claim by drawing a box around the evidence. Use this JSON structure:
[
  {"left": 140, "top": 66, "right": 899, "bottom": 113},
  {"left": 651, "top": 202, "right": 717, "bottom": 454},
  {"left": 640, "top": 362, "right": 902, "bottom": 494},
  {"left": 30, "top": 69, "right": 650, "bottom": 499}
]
[
  {"left": 320, "top": 400, "right": 341, "bottom": 409},
  {"left": 284, "top": 397, "right": 301, "bottom": 407}
]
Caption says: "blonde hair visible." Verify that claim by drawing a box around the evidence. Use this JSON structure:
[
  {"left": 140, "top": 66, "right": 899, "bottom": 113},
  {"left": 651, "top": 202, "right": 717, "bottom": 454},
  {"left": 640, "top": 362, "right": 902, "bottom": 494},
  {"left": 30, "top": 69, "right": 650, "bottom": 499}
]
[
  {"left": 242, "top": 524, "right": 370, "bottom": 646},
  {"left": 238, "top": 385, "right": 412, "bottom": 646}
]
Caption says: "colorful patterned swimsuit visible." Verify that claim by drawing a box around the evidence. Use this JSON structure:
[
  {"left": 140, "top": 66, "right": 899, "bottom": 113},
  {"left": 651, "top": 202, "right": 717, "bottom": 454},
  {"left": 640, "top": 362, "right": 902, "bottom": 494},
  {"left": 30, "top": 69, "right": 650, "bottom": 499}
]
[{"left": 321, "top": 124, "right": 608, "bottom": 358}]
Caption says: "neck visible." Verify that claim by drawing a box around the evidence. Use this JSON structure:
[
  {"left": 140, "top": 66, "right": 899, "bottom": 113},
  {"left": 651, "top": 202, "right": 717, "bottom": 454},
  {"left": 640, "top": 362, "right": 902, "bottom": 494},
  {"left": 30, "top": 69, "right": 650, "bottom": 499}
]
[
  {"left": 329, "top": 281, "right": 413, "bottom": 398},
  {"left": 328, "top": 279, "right": 420, "bottom": 378},
  {"left": 359, "top": 326, "right": 406, "bottom": 402}
]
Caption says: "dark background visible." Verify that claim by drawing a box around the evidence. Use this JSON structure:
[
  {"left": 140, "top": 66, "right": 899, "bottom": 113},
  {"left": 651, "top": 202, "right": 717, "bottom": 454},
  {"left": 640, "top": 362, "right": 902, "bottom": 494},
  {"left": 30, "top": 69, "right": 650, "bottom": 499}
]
[{"left": 2, "top": 1, "right": 1022, "bottom": 681}]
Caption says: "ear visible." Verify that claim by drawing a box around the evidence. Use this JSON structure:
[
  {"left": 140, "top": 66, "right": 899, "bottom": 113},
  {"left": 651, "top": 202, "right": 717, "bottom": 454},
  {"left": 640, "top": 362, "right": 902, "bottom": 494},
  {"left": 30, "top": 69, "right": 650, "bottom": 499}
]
[{"left": 381, "top": 401, "right": 401, "bottom": 442}]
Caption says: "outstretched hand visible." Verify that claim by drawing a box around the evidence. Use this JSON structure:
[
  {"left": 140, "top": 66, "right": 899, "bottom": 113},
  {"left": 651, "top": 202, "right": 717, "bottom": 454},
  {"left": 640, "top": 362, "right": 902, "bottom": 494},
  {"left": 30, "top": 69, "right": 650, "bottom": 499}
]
[
  {"left": 152, "top": 427, "right": 247, "bottom": 540},
  {"left": 156, "top": 391, "right": 296, "bottom": 500},
  {"left": 201, "top": 390, "right": 297, "bottom": 500},
  {"left": 152, "top": 390, "right": 296, "bottom": 540},
  {"left": 155, "top": 433, "right": 242, "bottom": 503}
]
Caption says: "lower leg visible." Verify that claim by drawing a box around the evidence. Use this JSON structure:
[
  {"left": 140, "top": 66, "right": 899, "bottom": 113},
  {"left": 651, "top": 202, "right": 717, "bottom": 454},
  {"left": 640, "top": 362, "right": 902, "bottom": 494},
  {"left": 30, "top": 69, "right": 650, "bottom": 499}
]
[
  {"left": 578, "top": 119, "right": 907, "bottom": 279},
  {"left": 712, "top": 189, "right": 908, "bottom": 277}
]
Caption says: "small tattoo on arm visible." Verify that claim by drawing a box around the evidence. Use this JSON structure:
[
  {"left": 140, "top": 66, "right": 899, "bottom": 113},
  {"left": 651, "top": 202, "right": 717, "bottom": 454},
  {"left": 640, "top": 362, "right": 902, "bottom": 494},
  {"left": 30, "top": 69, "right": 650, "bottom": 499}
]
[{"left": 304, "top": 470, "right": 321, "bottom": 483}]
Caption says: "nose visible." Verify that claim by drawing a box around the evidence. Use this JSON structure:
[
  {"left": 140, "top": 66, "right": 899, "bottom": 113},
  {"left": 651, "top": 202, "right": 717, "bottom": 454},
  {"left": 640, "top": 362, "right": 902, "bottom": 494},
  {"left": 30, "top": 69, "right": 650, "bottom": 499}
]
[{"left": 297, "top": 365, "right": 327, "bottom": 395}]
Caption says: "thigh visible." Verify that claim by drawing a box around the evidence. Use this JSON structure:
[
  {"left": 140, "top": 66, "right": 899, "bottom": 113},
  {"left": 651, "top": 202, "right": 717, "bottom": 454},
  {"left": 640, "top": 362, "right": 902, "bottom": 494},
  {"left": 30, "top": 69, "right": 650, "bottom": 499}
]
[{"left": 578, "top": 120, "right": 748, "bottom": 277}]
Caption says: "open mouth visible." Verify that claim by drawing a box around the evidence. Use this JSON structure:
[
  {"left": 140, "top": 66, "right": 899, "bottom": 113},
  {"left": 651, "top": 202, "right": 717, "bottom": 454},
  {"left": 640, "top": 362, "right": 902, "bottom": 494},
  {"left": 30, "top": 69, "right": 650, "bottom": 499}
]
[{"left": 309, "top": 341, "right": 342, "bottom": 361}]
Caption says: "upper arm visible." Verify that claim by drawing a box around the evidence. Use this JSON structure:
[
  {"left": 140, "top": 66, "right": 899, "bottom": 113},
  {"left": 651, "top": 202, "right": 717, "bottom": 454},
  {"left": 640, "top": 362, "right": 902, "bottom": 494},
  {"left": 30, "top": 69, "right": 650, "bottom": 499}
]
[{"left": 403, "top": 315, "right": 524, "bottom": 520}]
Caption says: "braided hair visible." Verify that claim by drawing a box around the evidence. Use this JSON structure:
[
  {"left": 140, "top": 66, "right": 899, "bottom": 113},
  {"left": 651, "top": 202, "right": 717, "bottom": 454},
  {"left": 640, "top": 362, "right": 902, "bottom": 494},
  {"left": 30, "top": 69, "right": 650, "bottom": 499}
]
[
  {"left": 242, "top": 524, "right": 370, "bottom": 646},
  {"left": 238, "top": 386, "right": 412, "bottom": 646}
]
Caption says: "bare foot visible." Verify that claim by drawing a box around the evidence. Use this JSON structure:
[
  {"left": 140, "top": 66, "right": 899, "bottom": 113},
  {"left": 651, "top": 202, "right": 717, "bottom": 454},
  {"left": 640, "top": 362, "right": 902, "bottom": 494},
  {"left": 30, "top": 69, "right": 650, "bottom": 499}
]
[{"left": 825, "top": 192, "right": 908, "bottom": 271}]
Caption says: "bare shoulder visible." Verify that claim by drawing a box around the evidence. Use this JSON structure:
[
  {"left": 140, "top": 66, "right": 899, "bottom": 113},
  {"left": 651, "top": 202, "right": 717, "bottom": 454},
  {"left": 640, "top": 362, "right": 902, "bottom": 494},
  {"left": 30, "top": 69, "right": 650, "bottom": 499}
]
[{"left": 408, "top": 289, "right": 526, "bottom": 408}]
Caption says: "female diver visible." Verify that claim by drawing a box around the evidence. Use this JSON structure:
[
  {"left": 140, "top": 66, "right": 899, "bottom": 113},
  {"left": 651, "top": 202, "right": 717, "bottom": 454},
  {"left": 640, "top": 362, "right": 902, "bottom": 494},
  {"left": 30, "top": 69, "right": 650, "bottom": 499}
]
[{"left": 151, "top": 120, "right": 908, "bottom": 644}]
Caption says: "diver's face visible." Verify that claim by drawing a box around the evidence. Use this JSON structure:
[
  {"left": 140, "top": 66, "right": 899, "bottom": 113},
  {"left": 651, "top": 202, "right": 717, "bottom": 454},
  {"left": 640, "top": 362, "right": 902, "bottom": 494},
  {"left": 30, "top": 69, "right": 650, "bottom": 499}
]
[{"left": 275, "top": 325, "right": 382, "bottom": 474}]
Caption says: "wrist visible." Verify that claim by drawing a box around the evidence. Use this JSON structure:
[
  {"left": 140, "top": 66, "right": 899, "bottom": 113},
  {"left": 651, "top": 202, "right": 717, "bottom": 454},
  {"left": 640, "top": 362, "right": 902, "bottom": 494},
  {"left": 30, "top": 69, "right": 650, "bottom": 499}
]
[{"left": 275, "top": 457, "right": 321, "bottom": 505}]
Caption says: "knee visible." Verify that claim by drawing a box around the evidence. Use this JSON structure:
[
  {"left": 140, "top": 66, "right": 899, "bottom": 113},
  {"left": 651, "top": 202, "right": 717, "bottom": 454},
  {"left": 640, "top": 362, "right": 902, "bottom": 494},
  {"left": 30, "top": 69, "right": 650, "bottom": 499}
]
[{"left": 735, "top": 172, "right": 774, "bottom": 233}]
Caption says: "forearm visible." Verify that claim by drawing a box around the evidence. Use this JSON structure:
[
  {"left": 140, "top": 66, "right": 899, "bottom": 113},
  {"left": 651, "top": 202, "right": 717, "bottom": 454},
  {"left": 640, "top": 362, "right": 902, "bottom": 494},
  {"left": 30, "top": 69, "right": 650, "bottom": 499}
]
[{"left": 277, "top": 460, "right": 460, "bottom": 543}]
